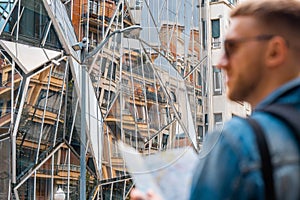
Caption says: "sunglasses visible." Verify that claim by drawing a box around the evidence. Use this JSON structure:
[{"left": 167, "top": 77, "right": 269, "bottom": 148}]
[{"left": 224, "top": 34, "right": 275, "bottom": 58}]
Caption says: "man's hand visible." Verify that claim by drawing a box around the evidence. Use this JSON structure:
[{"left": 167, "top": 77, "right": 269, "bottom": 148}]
[{"left": 130, "top": 188, "right": 163, "bottom": 200}]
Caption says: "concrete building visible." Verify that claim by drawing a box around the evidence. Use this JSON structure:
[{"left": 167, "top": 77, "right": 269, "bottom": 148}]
[{"left": 207, "top": 0, "right": 251, "bottom": 132}]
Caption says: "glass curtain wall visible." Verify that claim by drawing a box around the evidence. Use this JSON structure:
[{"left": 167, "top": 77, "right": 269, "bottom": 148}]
[
  {"left": 0, "top": 0, "right": 208, "bottom": 199},
  {"left": 73, "top": 0, "right": 208, "bottom": 198}
]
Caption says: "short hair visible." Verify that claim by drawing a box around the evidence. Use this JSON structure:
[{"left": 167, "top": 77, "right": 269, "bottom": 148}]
[{"left": 231, "top": 0, "right": 300, "bottom": 41}]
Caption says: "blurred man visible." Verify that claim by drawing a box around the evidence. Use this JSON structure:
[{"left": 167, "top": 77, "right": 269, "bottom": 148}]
[{"left": 131, "top": 0, "right": 300, "bottom": 199}]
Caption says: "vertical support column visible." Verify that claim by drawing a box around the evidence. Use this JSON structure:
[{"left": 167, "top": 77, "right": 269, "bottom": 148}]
[
  {"left": 206, "top": 0, "right": 214, "bottom": 133},
  {"left": 11, "top": 60, "right": 16, "bottom": 184},
  {"left": 80, "top": 49, "right": 86, "bottom": 200}
]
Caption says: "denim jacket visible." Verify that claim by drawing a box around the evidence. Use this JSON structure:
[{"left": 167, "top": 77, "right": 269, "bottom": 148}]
[{"left": 190, "top": 78, "right": 300, "bottom": 200}]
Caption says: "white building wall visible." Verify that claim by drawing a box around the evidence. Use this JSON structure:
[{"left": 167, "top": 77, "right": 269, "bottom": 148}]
[{"left": 208, "top": 0, "right": 250, "bottom": 130}]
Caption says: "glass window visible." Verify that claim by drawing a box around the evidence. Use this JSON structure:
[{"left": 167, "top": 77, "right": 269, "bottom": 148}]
[
  {"left": 197, "top": 71, "right": 202, "bottom": 87},
  {"left": 45, "top": 26, "right": 62, "bottom": 50},
  {"left": 112, "top": 64, "right": 116, "bottom": 80},
  {"left": 212, "top": 19, "right": 220, "bottom": 38},
  {"left": 6, "top": 100, "right": 11, "bottom": 114},
  {"left": 197, "top": 125, "right": 203, "bottom": 143},
  {"left": 214, "top": 113, "right": 223, "bottom": 131},
  {"left": 228, "top": 0, "right": 236, "bottom": 5},
  {"left": 89, "top": 0, "right": 93, "bottom": 13},
  {"left": 7, "top": 71, "right": 11, "bottom": 82},
  {"left": 0, "top": 71, "right": 2, "bottom": 87},
  {"left": 1, "top": 0, "right": 62, "bottom": 50},
  {"left": 136, "top": 0, "right": 143, "bottom": 9},
  {"left": 100, "top": 58, "right": 107, "bottom": 77},
  {"left": 213, "top": 66, "right": 222, "bottom": 95},
  {"left": 93, "top": 1, "right": 98, "bottom": 14},
  {"left": 202, "top": 19, "right": 207, "bottom": 49},
  {"left": 103, "top": 89, "right": 109, "bottom": 107},
  {"left": 197, "top": 99, "right": 202, "bottom": 106},
  {"left": 19, "top": 1, "right": 49, "bottom": 41},
  {"left": 205, "top": 114, "right": 208, "bottom": 133},
  {"left": 0, "top": 100, "right": 3, "bottom": 116},
  {"left": 201, "top": 0, "right": 205, "bottom": 7},
  {"left": 107, "top": 62, "right": 116, "bottom": 80},
  {"left": 136, "top": 105, "right": 145, "bottom": 122}
]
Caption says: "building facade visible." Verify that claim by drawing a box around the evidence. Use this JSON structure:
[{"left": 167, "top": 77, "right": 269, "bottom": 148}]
[
  {"left": 0, "top": 0, "right": 248, "bottom": 199},
  {"left": 207, "top": 0, "right": 251, "bottom": 132}
]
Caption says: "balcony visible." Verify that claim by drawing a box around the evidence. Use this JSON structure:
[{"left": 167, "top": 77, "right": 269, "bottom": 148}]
[
  {"left": 0, "top": 112, "right": 10, "bottom": 127},
  {"left": 212, "top": 37, "right": 221, "bottom": 49}
]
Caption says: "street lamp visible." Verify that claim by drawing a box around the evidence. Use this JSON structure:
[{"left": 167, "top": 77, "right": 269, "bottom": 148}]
[
  {"left": 54, "top": 187, "right": 65, "bottom": 200},
  {"left": 71, "top": 24, "right": 142, "bottom": 200}
]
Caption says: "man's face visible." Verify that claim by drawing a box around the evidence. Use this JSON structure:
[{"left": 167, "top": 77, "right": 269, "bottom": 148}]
[{"left": 217, "top": 16, "right": 269, "bottom": 103}]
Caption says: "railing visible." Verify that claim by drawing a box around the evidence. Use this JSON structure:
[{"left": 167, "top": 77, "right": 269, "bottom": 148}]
[
  {"left": 0, "top": 112, "right": 11, "bottom": 126},
  {"left": 51, "top": 71, "right": 64, "bottom": 79},
  {"left": 212, "top": 38, "right": 221, "bottom": 48},
  {"left": 36, "top": 164, "right": 80, "bottom": 176},
  {"left": 82, "top": 1, "right": 117, "bottom": 20},
  {"left": 33, "top": 105, "right": 59, "bottom": 114}
]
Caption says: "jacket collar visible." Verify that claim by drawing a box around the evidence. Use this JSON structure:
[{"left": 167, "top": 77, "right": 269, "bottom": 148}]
[{"left": 255, "top": 77, "right": 300, "bottom": 110}]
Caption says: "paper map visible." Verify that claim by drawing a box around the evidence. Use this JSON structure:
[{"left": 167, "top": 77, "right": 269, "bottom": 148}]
[{"left": 118, "top": 142, "right": 198, "bottom": 200}]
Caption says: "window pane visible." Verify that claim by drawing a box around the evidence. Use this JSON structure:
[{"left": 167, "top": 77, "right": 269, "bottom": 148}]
[
  {"left": 213, "top": 66, "right": 222, "bottom": 95},
  {"left": 202, "top": 20, "right": 207, "bottom": 49},
  {"left": 197, "top": 71, "right": 202, "bottom": 86},
  {"left": 214, "top": 113, "right": 223, "bottom": 131},
  {"left": 214, "top": 113, "right": 222, "bottom": 123},
  {"left": 212, "top": 19, "right": 220, "bottom": 38}
]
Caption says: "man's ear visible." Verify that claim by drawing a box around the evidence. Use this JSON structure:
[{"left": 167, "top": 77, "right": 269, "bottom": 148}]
[{"left": 265, "top": 36, "right": 288, "bottom": 68}]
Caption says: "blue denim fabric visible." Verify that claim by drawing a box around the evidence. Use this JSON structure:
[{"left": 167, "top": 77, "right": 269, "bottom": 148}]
[{"left": 189, "top": 78, "right": 300, "bottom": 200}]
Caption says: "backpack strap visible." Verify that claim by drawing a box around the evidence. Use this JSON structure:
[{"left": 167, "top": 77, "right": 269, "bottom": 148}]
[
  {"left": 247, "top": 104, "right": 300, "bottom": 200},
  {"left": 246, "top": 117, "right": 276, "bottom": 200}
]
